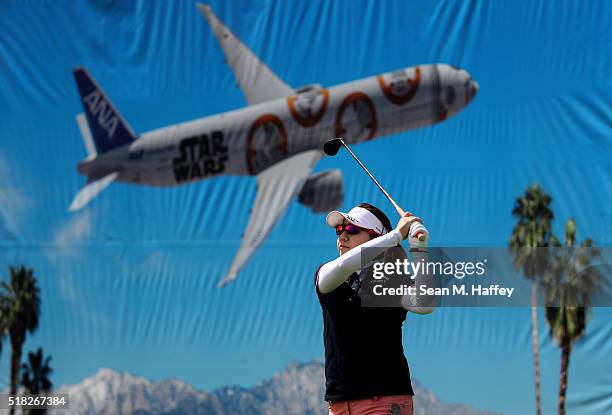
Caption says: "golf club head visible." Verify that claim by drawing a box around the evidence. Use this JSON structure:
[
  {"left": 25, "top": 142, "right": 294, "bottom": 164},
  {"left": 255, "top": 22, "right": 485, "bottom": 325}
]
[{"left": 323, "top": 138, "right": 343, "bottom": 156}]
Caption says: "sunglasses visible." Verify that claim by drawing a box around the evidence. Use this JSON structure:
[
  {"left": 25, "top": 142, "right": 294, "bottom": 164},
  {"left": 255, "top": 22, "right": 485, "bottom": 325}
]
[{"left": 335, "top": 223, "right": 380, "bottom": 237}]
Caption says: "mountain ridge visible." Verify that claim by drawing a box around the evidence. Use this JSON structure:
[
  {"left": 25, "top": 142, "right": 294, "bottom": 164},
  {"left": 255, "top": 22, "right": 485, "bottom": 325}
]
[{"left": 50, "top": 360, "right": 501, "bottom": 415}]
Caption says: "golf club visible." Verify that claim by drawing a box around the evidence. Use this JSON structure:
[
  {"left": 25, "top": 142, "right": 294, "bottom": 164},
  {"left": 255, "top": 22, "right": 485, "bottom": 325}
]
[{"left": 324, "top": 137, "right": 427, "bottom": 242}]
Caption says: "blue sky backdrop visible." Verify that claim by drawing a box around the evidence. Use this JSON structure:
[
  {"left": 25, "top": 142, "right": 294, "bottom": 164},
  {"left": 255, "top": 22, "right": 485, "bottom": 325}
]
[{"left": 0, "top": 1, "right": 611, "bottom": 414}]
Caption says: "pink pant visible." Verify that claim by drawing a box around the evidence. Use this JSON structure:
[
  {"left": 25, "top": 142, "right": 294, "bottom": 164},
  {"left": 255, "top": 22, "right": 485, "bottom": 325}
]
[{"left": 327, "top": 394, "right": 413, "bottom": 415}]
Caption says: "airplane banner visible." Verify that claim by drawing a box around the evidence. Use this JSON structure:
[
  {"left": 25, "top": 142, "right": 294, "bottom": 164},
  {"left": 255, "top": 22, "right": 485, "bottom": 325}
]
[{"left": 0, "top": 1, "right": 610, "bottom": 414}]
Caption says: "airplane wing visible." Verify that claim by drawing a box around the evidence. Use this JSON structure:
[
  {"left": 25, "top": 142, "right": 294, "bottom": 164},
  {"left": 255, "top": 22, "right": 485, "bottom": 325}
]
[
  {"left": 219, "top": 150, "right": 323, "bottom": 287},
  {"left": 197, "top": 4, "right": 294, "bottom": 105}
]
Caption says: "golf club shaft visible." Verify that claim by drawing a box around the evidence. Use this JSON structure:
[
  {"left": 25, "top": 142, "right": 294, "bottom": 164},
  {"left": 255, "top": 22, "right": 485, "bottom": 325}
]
[
  {"left": 340, "top": 141, "right": 404, "bottom": 214},
  {"left": 338, "top": 139, "right": 426, "bottom": 242}
]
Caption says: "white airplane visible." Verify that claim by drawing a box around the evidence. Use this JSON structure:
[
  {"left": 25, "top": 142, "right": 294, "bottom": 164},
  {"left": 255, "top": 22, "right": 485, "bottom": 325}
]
[{"left": 70, "top": 4, "right": 478, "bottom": 286}]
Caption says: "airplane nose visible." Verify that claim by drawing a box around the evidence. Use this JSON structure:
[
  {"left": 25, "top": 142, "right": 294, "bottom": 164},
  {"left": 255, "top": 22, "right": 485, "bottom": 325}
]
[
  {"left": 471, "top": 80, "right": 479, "bottom": 97},
  {"left": 468, "top": 79, "right": 479, "bottom": 102}
]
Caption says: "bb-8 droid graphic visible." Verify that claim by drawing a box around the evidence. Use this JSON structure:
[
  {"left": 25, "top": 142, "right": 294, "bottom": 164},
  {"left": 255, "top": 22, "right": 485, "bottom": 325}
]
[
  {"left": 377, "top": 66, "right": 421, "bottom": 106},
  {"left": 246, "top": 114, "right": 288, "bottom": 174}
]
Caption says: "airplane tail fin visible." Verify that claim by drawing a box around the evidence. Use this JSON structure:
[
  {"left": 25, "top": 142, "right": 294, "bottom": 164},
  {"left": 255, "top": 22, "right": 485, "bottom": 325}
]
[{"left": 73, "top": 67, "right": 137, "bottom": 154}]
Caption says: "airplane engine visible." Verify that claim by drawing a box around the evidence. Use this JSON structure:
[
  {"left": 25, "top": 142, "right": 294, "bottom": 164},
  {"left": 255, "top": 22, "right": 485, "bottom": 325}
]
[{"left": 298, "top": 170, "right": 344, "bottom": 213}]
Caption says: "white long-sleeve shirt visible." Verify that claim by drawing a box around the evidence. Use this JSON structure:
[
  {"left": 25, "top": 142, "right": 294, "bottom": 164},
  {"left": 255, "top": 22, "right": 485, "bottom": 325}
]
[{"left": 316, "top": 226, "right": 435, "bottom": 314}]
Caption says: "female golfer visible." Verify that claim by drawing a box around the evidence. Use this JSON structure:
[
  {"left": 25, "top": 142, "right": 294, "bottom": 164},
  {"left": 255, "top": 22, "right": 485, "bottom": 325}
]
[{"left": 315, "top": 202, "right": 430, "bottom": 415}]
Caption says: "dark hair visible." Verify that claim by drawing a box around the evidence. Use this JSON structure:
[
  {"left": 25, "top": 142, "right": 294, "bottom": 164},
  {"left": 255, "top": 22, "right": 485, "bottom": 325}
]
[{"left": 358, "top": 203, "right": 392, "bottom": 234}]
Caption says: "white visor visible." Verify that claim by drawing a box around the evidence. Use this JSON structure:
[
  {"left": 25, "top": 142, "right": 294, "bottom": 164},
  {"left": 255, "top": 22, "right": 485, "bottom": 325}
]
[{"left": 326, "top": 206, "right": 388, "bottom": 235}]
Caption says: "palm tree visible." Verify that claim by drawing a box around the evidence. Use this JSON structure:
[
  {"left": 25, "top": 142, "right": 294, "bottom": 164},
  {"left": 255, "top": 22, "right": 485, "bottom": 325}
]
[
  {"left": 542, "top": 219, "right": 600, "bottom": 415},
  {"left": 0, "top": 293, "right": 9, "bottom": 360},
  {"left": 509, "top": 183, "right": 555, "bottom": 415},
  {"left": 21, "top": 348, "right": 53, "bottom": 415},
  {"left": 2, "top": 266, "right": 40, "bottom": 415},
  {"left": 1, "top": 287, "right": 17, "bottom": 393}
]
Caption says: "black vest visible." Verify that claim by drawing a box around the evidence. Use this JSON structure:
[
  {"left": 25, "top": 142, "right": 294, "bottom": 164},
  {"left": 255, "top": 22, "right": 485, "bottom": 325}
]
[{"left": 315, "top": 267, "right": 414, "bottom": 402}]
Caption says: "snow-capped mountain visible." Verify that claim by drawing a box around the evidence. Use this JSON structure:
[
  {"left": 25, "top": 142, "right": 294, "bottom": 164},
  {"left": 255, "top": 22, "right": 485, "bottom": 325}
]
[{"left": 50, "top": 360, "right": 500, "bottom": 415}]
